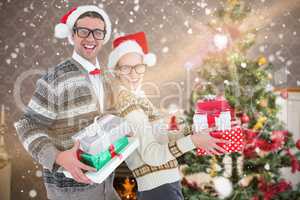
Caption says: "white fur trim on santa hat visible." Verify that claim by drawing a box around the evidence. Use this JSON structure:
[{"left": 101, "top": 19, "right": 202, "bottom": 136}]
[
  {"left": 143, "top": 53, "right": 156, "bottom": 67},
  {"left": 54, "top": 23, "right": 71, "bottom": 39},
  {"left": 54, "top": 5, "right": 111, "bottom": 45},
  {"left": 108, "top": 40, "right": 157, "bottom": 69}
]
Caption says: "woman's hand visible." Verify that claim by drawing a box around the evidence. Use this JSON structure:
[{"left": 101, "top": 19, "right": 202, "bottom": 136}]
[
  {"left": 55, "top": 141, "right": 96, "bottom": 184},
  {"left": 191, "top": 128, "right": 229, "bottom": 155}
]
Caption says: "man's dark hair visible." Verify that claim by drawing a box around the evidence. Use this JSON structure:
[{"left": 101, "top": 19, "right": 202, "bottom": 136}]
[{"left": 74, "top": 11, "right": 105, "bottom": 29}]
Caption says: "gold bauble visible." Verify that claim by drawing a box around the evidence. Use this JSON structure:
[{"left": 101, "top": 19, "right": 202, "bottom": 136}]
[
  {"left": 259, "top": 99, "right": 268, "bottom": 107},
  {"left": 258, "top": 56, "right": 267, "bottom": 66}
]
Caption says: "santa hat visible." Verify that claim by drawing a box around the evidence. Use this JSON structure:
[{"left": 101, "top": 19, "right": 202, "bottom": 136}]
[
  {"left": 54, "top": 5, "right": 111, "bottom": 45},
  {"left": 108, "top": 32, "right": 157, "bottom": 69}
]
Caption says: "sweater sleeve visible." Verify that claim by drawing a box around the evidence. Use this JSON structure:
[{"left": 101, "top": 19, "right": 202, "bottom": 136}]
[
  {"left": 14, "top": 75, "right": 59, "bottom": 171},
  {"left": 117, "top": 91, "right": 195, "bottom": 166}
]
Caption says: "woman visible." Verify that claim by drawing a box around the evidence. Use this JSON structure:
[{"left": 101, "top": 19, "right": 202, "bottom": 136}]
[{"left": 108, "top": 32, "right": 226, "bottom": 200}]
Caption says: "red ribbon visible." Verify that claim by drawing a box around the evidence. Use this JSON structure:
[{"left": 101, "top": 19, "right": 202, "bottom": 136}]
[{"left": 109, "top": 144, "right": 123, "bottom": 160}]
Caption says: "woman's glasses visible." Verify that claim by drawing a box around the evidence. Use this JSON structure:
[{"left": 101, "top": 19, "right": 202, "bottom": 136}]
[{"left": 117, "top": 64, "right": 147, "bottom": 75}]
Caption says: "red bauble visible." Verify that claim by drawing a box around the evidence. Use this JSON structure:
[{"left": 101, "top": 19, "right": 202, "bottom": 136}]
[
  {"left": 296, "top": 139, "right": 300, "bottom": 150},
  {"left": 241, "top": 113, "right": 250, "bottom": 124}
]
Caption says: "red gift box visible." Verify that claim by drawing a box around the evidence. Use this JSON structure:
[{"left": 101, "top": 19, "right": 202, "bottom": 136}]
[
  {"left": 196, "top": 126, "right": 245, "bottom": 155},
  {"left": 195, "top": 97, "right": 235, "bottom": 127}
]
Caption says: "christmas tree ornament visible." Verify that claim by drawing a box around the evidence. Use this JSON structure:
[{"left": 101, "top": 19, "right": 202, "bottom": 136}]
[
  {"left": 241, "top": 62, "right": 247, "bottom": 68},
  {"left": 264, "top": 163, "right": 270, "bottom": 170},
  {"left": 258, "top": 56, "right": 267, "bottom": 66},
  {"left": 212, "top": 176, "right": 233, "bottom": 199},
  {"left": 267, "top": 73, "right": 273, "bottom": 80},
  {"left": 296, "top": 139, "right": 300, "bottom": 150},
  {"left": 209, "top": 156, "right": 218, "bottom": 177},
  {"left": 259, "top": 99, "right": 268, "bottom": 107},
  {"left": 253, "top": 116, "right": 267, "bottom": 131},
  {"left": 213, "top": 33, "right": 229, "bottom": 51},
  {"left": 241, "top": 113, "right": 250, "bottom": 124}
]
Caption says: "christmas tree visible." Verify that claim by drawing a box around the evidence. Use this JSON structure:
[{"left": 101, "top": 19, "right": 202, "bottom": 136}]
[{"left": 181, "top": 0, "right": 300, "bottom": 199}]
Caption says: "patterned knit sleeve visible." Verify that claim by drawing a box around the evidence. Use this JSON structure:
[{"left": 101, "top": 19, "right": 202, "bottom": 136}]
[
  {"left": 14, "top": 72, "right": 59, "bottom": 171},
  {"left": 116, "top": 91, "right": 195, "bottom": 166}
]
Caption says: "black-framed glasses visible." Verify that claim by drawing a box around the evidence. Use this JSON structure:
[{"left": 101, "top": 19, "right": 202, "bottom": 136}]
[
  {"left": 117, "top": 64, "right": 147, "bottom": 75},
  {"left": 73, "top": 26, "right": 106, "bottom": 40}
]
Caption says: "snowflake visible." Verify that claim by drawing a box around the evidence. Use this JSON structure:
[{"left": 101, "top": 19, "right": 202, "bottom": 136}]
[
  {"left": 29, "top": 190, "right": 37, "bottom": 198},
  {"left": 160, "top": 37, "right": 167, "bottom": 44},
  {"left": 259, "top": 45, "right": 265, "bottom": 52},
  {"left": 205, "top": 8, "right": 211, "bottom": 15},
  {"left": 35, "top": 170, "right": 42, "bottom": 177},
  {"left": 268, "top": 54, "right": 275, "bottom": 62},
  {"left": 11, "top": 52, "right": 17, "bottom": 59},
  {"left": 286, "top": 60, "right": 292, "bottom": 66},
  {"left": 6, "top": 59, "right": 11, "bottom": 65},
  {"left": 133, "top": 5, "right": 139, "bottom": 12},
  {"left": 184, "top": 20, "right": 189, "bottom": 27},
  {"left": 162, "top": 47, "right": 169, "bottom": 53}
]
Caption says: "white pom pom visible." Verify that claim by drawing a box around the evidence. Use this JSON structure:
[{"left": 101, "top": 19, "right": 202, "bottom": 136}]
[
  {"left": 144, "top": 53, "right": 157, "bottom": 66},
  {"left": 54, "top": 23, "right": 71, "bottom": 39},
  {"left": 213, "top": 176, "right": 233, "bottom": 199}
]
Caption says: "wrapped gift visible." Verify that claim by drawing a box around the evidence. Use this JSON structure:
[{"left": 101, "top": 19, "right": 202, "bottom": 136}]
[
  {"left": 72, "top": 114, "right": 131, "bottom": 155},
  {"left": 63, "top": 138, "right": 139, "bottom": 184},
  {"left": 196, "top": 127, "right": 244, "bottom": 155},
  {"left": 79, "top": 136, "right": 129, "bottom": 171},
  {"left": 193, "top": 96, "right": 235, "bottom": 132},
  {"left": 63, "top": 114, "right": 139, "bottom": 184},
  {"left": 193, "top": 96, "right": 244, "bottom": 155}
]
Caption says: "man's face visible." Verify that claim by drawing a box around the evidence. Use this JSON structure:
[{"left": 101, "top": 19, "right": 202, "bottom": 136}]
[{"left": 72, "top": 16, "right": 105, "bottom": 64}]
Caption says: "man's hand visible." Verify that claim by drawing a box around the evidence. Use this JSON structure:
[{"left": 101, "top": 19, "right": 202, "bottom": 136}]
[
  {"left": 55, "top": 140, "right": 96, "bottom": 184},
  {"left": 191, "top": 128, "right": 229, "bottom": 155}
]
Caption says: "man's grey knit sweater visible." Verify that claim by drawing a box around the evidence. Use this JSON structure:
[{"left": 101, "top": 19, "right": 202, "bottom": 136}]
[{"left": 14, "top": 58, "right": 119, "bottom": 200}]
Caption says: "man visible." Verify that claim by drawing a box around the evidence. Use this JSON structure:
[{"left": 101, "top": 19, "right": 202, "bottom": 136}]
[{"left": 14, "top": 5, "right": 120, "bottom": 200}]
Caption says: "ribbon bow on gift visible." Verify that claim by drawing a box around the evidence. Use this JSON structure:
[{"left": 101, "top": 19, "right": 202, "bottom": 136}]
[{"left": 109, "top": 144, "right": 123, "bottom": 160}]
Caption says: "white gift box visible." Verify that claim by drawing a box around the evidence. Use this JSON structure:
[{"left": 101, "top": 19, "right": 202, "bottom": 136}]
[
  {"left": 62, "top": 138, "right": 139, "bottom": 184},
  {"left": 193, "top": 111, "right": 231, "bottom": 132},
  {"left": 72, "top": 114, "right": 131, "bottom": 155}
]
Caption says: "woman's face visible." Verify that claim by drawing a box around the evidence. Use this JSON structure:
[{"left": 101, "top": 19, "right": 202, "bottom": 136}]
[{"left": 116, "top": 53, "right": 146, "bottom": 90}]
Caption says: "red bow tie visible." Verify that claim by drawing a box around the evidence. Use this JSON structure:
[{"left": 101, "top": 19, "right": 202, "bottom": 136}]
[{"left": 89, "top": 68, "right": 102, "bottom": 75}]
